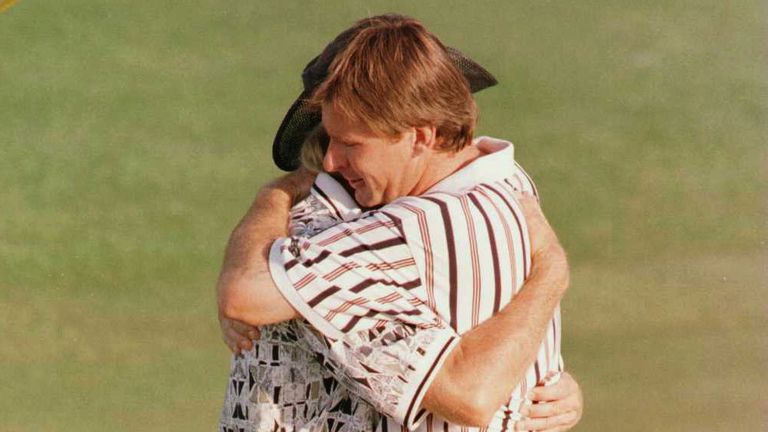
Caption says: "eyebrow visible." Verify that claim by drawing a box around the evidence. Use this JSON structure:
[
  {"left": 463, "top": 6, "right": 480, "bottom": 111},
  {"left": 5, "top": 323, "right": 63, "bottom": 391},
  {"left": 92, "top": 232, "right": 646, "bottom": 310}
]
[{"left": 328, "top": 134, "right": 358, "bottom": 146}]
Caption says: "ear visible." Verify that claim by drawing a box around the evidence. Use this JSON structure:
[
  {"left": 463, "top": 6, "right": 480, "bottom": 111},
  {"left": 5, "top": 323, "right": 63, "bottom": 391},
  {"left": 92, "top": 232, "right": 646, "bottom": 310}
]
[{"left": 411, "top": 125, "right": 437, "bottom": 155}]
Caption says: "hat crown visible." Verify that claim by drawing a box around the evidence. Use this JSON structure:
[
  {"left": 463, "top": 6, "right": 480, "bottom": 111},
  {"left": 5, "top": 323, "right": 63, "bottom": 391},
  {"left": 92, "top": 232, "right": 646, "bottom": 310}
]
[{"left": 301, "top": 28, "right": 359, "bottom": 91}]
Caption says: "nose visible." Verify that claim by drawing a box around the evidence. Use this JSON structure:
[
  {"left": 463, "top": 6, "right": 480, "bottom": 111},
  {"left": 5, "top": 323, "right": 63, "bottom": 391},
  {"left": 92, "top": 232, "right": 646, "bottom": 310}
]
[{"left": 322, "top": 141, "right": 345, "bottom": 173}]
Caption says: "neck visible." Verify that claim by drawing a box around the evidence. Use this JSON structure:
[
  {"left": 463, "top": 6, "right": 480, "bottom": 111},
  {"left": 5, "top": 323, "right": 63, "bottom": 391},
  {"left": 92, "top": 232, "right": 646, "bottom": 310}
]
[{"left": 409, "top": 144, "right": 483, "bottom": 196}]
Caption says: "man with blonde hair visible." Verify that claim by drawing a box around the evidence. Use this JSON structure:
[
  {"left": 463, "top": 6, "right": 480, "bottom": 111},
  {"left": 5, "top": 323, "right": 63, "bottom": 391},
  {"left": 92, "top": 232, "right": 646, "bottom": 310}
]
[{"left": 218, "top": 14, "right": 580, "bottom": 431}]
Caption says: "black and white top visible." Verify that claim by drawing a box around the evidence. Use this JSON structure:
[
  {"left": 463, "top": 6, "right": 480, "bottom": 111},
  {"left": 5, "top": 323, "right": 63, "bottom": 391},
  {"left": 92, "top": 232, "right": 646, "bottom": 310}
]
[{"left": 220, "top": 173, "right": 380, "bottom": 432}]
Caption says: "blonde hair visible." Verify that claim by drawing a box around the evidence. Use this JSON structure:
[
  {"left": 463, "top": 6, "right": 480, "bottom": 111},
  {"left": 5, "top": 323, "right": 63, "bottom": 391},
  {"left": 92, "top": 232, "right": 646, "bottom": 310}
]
[
  {"left": 299, "top": 125, "right": 329, "bottom": 173},
  {"left": 310, "top": 14, "right": 477, "bottom": 152}
]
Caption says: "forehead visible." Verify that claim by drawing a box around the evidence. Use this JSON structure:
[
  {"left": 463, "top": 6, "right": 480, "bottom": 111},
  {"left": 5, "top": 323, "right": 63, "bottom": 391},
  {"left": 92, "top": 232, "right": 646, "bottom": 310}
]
[{"left": 321, "top": 103, "right": 378, "bottom": 140}]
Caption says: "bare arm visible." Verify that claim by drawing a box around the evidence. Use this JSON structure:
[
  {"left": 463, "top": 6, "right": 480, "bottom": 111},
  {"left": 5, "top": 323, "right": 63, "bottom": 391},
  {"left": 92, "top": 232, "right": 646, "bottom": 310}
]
[
  {"left": 421, "top": 192, "right": 570, "bottom": 426},
  {"left": 217, "top": 183, "right": 579, "bottom": 429},
  {"left": 216, "top": 170, "right": 315, "bottom": 326}
]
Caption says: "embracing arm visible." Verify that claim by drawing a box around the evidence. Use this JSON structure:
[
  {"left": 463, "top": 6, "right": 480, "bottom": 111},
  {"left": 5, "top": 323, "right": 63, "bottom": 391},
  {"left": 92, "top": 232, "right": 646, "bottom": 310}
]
[
  {"left": 421, "top": 192, "right": 570, "bottom": 427},
  {"left": 216, "top": 170, "right": 314, "bottom": 326},
  {"left": 217, "top": 181, "right": 579, "bottom": 429}
]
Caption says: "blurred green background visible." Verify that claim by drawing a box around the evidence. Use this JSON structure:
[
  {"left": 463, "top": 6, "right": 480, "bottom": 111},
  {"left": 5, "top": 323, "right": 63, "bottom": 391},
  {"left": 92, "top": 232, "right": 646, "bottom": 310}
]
[{"left": 1, "top": 1, "right": 765, "bottom": 430}]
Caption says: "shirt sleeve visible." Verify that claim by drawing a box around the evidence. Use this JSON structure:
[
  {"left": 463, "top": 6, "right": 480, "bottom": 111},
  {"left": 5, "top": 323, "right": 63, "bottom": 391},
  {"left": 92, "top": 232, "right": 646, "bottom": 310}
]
[
  {"left": 269, "top": 211, "right": 458, "bottom": 428},
  {"left": 295, "top": 317, "right": 458, "bottom": 429}
]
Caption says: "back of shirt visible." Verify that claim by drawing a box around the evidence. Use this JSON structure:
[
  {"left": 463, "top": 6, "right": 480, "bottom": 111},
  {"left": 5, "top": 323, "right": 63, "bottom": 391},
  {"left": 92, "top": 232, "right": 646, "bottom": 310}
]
[
  {"left": 269, "top": 144, "right": 563, "bottom": 431},
  {"left": 377, "top": 167, "right": 562, "bottom": 431}
]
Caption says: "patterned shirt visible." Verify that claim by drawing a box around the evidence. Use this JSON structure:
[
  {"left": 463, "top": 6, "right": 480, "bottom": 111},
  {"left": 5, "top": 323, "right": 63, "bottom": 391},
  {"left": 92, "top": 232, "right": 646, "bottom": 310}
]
[
  {"left": 220, "top": 173, "right": 380, "bottom": 432},
  {"left": 269, "top": 137, "right": 563, "bottom": 432}
]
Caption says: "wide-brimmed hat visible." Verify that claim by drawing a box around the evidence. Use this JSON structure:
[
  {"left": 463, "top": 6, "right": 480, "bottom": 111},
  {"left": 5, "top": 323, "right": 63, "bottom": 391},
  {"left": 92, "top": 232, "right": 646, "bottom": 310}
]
[{"left": 272, "top": 40, "right": 498, "bottom": 171}]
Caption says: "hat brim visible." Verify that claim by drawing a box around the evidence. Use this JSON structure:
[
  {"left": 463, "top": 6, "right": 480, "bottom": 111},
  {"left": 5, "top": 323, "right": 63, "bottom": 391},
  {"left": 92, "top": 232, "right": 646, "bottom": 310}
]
[{"left": 272, "top": 47, "right": 497, "bottom": 171}]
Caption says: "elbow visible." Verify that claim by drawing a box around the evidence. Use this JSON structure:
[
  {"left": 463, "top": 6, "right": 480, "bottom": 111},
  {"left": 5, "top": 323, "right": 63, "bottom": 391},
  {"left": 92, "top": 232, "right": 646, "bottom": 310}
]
[
  {"left": 217, "top": 281, "right": 263, "bottom": 326},
  {"left": 428, "top": 380, "right": 501, "bottom": 427},
  {"left": 453, "top": 391, "right": 501, "bottom": 427},
  {"left": 218, "top": 287, "right": 245, "bottom": 322},
  {"left": 437, "top": 394, "right": 498, "bottom": 428},
  {"left": 425, "top": 347, "right": 506, "bottom": 427}
]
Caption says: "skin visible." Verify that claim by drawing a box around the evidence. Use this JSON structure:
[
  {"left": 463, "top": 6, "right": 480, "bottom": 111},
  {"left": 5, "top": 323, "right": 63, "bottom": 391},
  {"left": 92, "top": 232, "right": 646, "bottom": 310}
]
[
  {"left": 321, "top": 103, "right": 484, "bottom": 208},
  {"left": 217, "top": 105, "right": 581, "bottom": 428},
  {"left": 516, "top": 371, "right": 583, "bottom": 432}
]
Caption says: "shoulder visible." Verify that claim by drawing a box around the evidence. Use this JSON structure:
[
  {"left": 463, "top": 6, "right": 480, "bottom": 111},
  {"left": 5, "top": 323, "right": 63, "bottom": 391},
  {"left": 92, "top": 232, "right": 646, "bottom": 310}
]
[
  {"left": 380, "top": 181, "right": 530, "bottom": 234},
  {"left": 380, "top": 193, "right": 462, "bottom": 223},
  {"left": 509, "top": 161, "right": 539, "bottom": 197}
]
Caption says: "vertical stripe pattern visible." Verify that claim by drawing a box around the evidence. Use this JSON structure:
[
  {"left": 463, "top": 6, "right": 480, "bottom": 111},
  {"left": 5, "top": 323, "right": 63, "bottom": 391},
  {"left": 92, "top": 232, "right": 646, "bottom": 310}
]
[{"left": 273, "top": 159, "right": 562, "bottom": 432}]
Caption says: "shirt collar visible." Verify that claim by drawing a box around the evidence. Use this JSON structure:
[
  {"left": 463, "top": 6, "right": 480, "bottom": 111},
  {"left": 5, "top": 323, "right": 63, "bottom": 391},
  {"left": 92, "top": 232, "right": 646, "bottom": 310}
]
[
  {"left": 311, "top": 172, "right": 363, "bottom": 221},
  {"left": 427, "top": 136, "right": 516, "bottom": 194}
]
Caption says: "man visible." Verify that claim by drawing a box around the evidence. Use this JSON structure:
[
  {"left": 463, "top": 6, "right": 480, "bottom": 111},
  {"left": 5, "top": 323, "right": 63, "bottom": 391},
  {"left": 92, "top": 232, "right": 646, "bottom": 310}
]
[{"left": 218, "top": 14, "right": 579, "bottom": 431}]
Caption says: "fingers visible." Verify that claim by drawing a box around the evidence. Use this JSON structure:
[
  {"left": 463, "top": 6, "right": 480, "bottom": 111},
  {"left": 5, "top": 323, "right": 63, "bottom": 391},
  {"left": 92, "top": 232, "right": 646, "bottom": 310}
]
[
  {"left": 523, "top": 399, "right": 570, "bottom": 419},
  {"left": 229, "top": 327, "right": 255, "bottom": 353},
  {"left": 220, "top": 317, "right": 260, "bottom": 354},
  {"left": 230, "top": 319, "right": 261, "bottom": 340},
  {"left": 223, "top": 325, "right": 248, "bottom": 354},
  {"left": 529, "top": 372, "right": 572, "bottom": 402},
  {"left": 520, "top": 371, "right": 583, "bottom": 431},
  {"left": 514, "top": 410, "right": 579, "bottom": 431}
]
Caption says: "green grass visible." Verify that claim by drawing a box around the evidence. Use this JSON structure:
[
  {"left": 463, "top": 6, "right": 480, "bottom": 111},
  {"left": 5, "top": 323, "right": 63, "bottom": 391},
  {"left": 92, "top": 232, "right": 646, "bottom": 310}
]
[{"left": 1, "top": 1, "right": 765, "bottom": 430}]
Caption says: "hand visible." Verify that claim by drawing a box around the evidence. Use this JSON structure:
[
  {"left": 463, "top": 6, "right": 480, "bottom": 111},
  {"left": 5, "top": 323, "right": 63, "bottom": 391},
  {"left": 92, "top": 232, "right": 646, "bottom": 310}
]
[
  {"left": 512, "top": 191, "right": 562, "bottom": 260},
  {"left": 515, "top": 371, "right": 583, "bottom": 431},
  {"left": 219, "top": 314, "right": 260, "bottom": 354}
]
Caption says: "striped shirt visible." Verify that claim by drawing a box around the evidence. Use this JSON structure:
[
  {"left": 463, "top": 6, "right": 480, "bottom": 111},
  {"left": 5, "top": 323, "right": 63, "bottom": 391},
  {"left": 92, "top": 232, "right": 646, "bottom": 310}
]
[{"left": 269, "top": 137, "right": 563, "bottom": 431}]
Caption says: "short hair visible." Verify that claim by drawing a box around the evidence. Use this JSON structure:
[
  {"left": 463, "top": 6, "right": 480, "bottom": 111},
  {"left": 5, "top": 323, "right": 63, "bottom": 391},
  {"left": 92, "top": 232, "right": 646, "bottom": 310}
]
[
  {"left": 299, "top": 125, "right": 329, "bottom": 173},
  {"left": 310, "top": 14, "right": 477, "bottom": 152}
]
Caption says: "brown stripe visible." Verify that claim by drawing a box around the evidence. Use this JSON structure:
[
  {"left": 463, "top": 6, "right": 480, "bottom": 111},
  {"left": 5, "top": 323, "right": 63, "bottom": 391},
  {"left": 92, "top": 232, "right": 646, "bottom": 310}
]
[
  {"left": 339, "top": 236, "right": 404, "bottom": 257},
  {"left": 348, "top": 278, "right": 378, "bottom": 294},
  {"left": 399, "top": 203, "right": 438, "bottom": 311},
  {"left": 404, "top": 335, "right": 457, "bottom": 427},
  {"left": 484, "top": 183, "right": 529, "bottom": 277},
  {"left": 421, "top": 196, "right": 458, "bottom": 329},
  {"left": 468, "top": 192, "right": 502, "bottom": 314},
  {"left": 307, "top": 286, "right": 341, "bottom": 307},
  {"left": 459, "top": 195, "right": 482, "bottom": 327},
  {"left": 338, "top": 307, "right": 423, "bottom": 333},
  {"left": 477, "top": 187, "right": 518, "bottom": 297},
  {"left": 285, "top": 249, "right": 332, "bottom": 271},
  {"left": 312, "top": 183, "right": 344, "bottom": 221},
  {"left": 338, "top": 311, "right": 371, "bottom": 333},
  {"left": 349, "top": 277, "right": 421, "bottom": 294},
  {"left": 413, "top": 408, "right": 427, "bottom": 425},
  {"left": 380, "top": 211, "right": 406, "bottom": 239}
]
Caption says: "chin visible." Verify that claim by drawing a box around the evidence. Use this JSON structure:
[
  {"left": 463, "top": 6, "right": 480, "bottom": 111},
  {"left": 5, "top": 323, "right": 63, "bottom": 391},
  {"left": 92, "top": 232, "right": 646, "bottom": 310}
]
[{"left": 355, "top": 191, "right": 381, "bottom": 208}]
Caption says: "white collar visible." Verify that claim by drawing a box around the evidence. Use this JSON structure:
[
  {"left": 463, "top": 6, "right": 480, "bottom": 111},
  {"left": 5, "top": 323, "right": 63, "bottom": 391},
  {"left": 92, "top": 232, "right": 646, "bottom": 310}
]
[
  {"left": 310, "top": 136, "right": 516, "bottom": 215},
  {"left": 427, "top": 136, "right": 516, "bottom": 194},
  {"left": 311, "top": 172, "right": 362, "bottom": 221}
]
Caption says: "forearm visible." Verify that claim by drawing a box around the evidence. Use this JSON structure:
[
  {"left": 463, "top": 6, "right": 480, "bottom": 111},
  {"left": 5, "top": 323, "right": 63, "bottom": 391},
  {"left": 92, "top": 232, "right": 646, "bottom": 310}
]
[
  {"left": 216, "top": 177, "right": 298, "bottom": 325},
  {"left": 423, "top": 244, "right": 569, "bottom": 426}
]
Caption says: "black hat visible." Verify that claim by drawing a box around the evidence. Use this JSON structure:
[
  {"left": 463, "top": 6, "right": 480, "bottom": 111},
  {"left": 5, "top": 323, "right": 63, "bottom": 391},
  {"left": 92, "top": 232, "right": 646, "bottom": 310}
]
[{"left": 272, "top": 37, "right": 498, "bottom": 171}]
